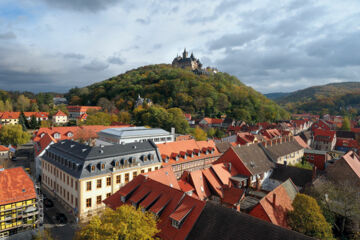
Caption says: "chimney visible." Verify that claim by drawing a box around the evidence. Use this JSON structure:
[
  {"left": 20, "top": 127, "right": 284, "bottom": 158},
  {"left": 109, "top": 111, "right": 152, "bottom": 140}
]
[
  {"left": 268, "top": 140, "right": 272, "bottom": 146},
  {"left": 262, "top": 141, "right": 267, "bottom": 147},
  {"left": 171, "top": 127, "right": 175, "bottom": 135},
  {"left": 273, "top": 193, "right": 276, "bottom": 206},
  {"left": 312, "top": 165, "right": 317, "bottom": 181},
  {"left": 279, "top": 137, "right": 282, "bottom": 144}
]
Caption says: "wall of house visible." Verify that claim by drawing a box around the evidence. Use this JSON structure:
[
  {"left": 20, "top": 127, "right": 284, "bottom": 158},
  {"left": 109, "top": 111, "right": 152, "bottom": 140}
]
[
  {"left": 304, "top": 153, "right": 326, "bottom": 170},
  {"left": 53, "top": 116, "right": 68, "bottom": 124},
  {"left": 249, "top": 204, "right": 271, "bottom": 221},
  {"left": 276, "top": 149, "right": 304, "bottom": 165}
]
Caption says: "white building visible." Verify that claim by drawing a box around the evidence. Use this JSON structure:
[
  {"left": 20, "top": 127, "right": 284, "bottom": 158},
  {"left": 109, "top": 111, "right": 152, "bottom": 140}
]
[
  {"left": 52, "top": 110, "right": 68, "bottom": 125},
  {"left": 98, "top": 126, "right": 175, "bottom": 145}
]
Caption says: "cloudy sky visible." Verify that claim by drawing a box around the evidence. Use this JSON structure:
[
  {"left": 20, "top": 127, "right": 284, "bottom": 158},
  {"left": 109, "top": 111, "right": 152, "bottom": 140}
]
[{"left": 1, "top": 0, "right": 360, "bottom": 93}]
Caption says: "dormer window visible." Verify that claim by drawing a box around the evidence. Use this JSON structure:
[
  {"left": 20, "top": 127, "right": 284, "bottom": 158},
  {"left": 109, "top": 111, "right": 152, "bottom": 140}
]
[
  {"left": 54, "top": 133, "right": 61, "bottom": 139},
  {"left": 101, "top": 163, "right": 105, "bottom": 170},
  {"left": 40, "top": 133, "right": 45, "bottom": 138},
  {"left": 115, "top": 161, "right": 120, "bottom": 167},
  {"left": 150, "top": 154, "right": 154, "bottom": 160},
  {"left": 67, "top": 132, "right": 73, "bottom": 137},
  {"left": 171, "top": 219, "right": 181, "bottom": 229},
  {"left": 121, "top": 195, "right": 126, "bottom": 203},
  {"left": 91, "top": 165, "right": 95, "bottom": 172},
  {"left": 143, "top": 155, "right": 148, "bottom": 161}
]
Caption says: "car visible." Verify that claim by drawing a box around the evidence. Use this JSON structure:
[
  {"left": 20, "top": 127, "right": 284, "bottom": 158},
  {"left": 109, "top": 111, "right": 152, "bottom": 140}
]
[{"left": 55, "top": 213, "right": 68, "bottom": 224}]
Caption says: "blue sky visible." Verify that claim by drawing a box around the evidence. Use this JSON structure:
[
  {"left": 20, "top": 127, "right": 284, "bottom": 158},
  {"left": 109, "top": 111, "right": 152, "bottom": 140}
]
[{"left": 1, "top": 0, "right": 360, "bottom": 93}]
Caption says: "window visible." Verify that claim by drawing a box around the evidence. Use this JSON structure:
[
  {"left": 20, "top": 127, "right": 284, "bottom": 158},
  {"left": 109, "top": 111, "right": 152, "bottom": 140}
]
[
  {"left": 91, "top": 165, "right": 95, "bottom": 172},
  {"left": 97, "top": 179, "right": 102, "bottom": 188},
  {"left": 86, "top": 198, "right": 92, "bottom": 208},
  {"left": 106, "top": 193, "right": 111, "bottom": 198},
  {"left": 75, "top": 198, "right": 78, "bottom": 208},
  {"left": 116, "top": 175, "right": 121, "bottom": 184},
  {"left": 86, "top": 181, "right": 92, "bottom": 191},
  {"left": 155, "top": 167, "right": 159, "bottom": 170},
  {"left": 75, "top": 182, "right": 78, "bottom": 191},
  {"left": 141, "top": 169, "right": 145, "bottom": 173},
  {"left": 106, "top": 177, "right": 111, "bottom": 186},
  {"left": 101, "top": 163, "right": 105, "bottom": 170},
  {"left": 71, "top": 178, "right": 73, "bottom": 188},
  {"left": 71, "top": 194, "right": 73, "bottom": 204},
  {"left": 67, "top": 191, "right": 69, "bottom": 201},
  {"left": 148, "top": 168, "right": 152, "bottom": 172},
  {"left": 125, "top": 173, "right": 129, "bottom": 183},
  {"left": 133, "top": 171, "right": 137, "bottom": 178},
  {"left": 171, "top": 219, "right": 180, "bottom": 229},
  {"left": 67, "top": 176, "right": 69, "bottom": 185},
  {"left": 96, "top": 195, "right": 102, "bottom": 205}
]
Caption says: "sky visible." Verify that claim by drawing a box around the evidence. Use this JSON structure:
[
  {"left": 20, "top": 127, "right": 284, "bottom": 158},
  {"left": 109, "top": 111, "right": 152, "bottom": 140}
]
[{"left": 1, "top": 0, "right": 360, "bottom": 94}]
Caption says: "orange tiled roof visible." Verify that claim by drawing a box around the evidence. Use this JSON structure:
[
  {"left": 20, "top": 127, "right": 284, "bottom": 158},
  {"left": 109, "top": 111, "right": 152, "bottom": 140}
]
[
  {"left": 24, "top": 112, "right": 49, "bottom": 118},
  {"left": 53, "top": 110, "right": 67, "bottom": 117},
  {"left": 142, "top": 167, "right": 180, "bottom": 190},
  {"left": 211, "top": 163, "right": 237, "bottom": 185},
  {"left": 67, "top": 105, "right": 101, "bottom": 112},
  {"left": 0, "top": 112, "right": 20, "bottom": 119},
  {"left": 188, "top": 170, "right": 211, "bottom": 201},
  {"left": 157, "top": 139, "right": 220, "bottom": 167},
  {"left": 342, "top": 151, "right": 360, "bottom": 178},
  {"left": 0, "top": 167, "right": 37, "bottom": 205},
  {"left": 294, "top": 136, "right": 310, "bottom": 149},
  {"left": 0, "top": 145, "right": 9, "bottom": 151},
  {"left": 34, "top": 133, "right": 57, "bottom": 156},
  {"left": 202, "top": 117, "right": 223, "bottom": 124},
  {"left": 202, "top": 168, "right": 223, "bottom": 197},
  {"left": 222, "top": 186, "right": 244, "bottom": 206}
]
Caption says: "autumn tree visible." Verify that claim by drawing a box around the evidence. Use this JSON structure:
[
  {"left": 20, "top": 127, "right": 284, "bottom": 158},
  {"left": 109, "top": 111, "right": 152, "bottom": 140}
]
[
  {"left": 75, "top": 205, "right": 159, "bottom": 240},
  {"left": 4, "top": 99, "right": 13, "bottom": 111},
  {"left": 287, "top": 193, "right": 334, "bottom": 239},
  {"left": 341, "top": 116, "right": 351, "bottom": 131},
  {"left": 191, "top": 127, "right": 207, "bottom": 141},
  {"left": 0, "top": 125, "right": 31, "bottom": 146},
  {"left": 17, "top": 94, "right": 31, "bottom": 111},
  {"left": 85, "top": 112, "right": 112, "bottom": 126},
  {"left": 118, "top": 111, "right": 131, "bottom": 124},
  {"left": 32, "top": 228, "right": 54, "bottom": 240}
]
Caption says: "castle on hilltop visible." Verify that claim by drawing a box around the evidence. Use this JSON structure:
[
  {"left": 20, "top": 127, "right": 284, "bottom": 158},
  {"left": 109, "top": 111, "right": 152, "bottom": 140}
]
[
  {"left": 172, "top": 49, "right": 218, "bottom": 75},
  {"left": 172, "top": 48, "right": 202, "bottom": 71}
]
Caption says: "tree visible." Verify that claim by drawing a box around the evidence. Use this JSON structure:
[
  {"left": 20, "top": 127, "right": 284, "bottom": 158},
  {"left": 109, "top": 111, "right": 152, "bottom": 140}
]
[
  {"left": 0, "top": 125, "right": 31, "bottom": 146},
  {"left": 85, "top": 112, "right": 112, "bottom": 126},
  {"left": 75, "top": 205, "right": 159, "bottom": 240},
  {"left": 17, "top": 94, "right": 30, "bottom": 111},
  {"left": 118, "top": 111, "right": 131, "bottom": 124},
  {"left": 97, "top": 97, "right": 116, "bottom": 113},
  {"left": 19, "top": 111, "right": 28, "bottom": 131},
  {"left": 4, "top": 99, "right": 13, "bottom": 111},
  {"left": 207, "top": 128, "right": 216, "bottom": 138},
  {"left": 191, "top": 127, "right": 207, "bottom": 141},
  {"left": 341, "top": 116, "right": 351, "bottom": 131},
  {"left": 29, "top": 115, "right": 39, "bottom": 129},
  {"left": 40, "top": 120, "right": 52, "bottom": 128},
  {"left": 32, "top": 229, "right": 54, "bottom": 240},
  {"left": 287, "top": 193, "right": 334, "bottom": 239}
]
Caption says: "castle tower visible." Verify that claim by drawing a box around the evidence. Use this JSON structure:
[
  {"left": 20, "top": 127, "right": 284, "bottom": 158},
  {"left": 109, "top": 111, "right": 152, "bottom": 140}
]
[{"left": 183, "top": 48, "right": 188, "bottom": 59}]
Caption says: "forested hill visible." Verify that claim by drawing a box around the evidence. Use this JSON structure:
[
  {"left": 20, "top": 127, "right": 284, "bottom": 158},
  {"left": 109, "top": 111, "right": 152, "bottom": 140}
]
[
  {"left": 275, "top": 82, "right": 360, "bottom": 116},
  {"left": 66, "top": 64, "right": 289, "bottom": 122}
]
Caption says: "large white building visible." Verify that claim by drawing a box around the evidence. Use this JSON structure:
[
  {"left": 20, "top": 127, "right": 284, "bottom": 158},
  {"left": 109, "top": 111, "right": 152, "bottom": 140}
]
[{"left": 97, "top": 126, "right": 175, "bottom": 144}]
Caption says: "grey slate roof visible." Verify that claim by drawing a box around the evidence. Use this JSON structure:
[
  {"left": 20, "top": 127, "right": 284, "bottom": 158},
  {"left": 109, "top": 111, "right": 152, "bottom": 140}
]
[
  {"left": 215, "top": 142, "right": 233, "bottom": 153},
  {"left": 232, "top": 144, "right": 275, "bottom": 175},
  {"left": 42, "top": 140, "right": 161, "bottom": 179},
  {"left": 187, "top": 202, "right": 315, "bottom": 240},
  {"left": 270, "top": 164, "right": 313, "bottom": 189},
  {"left": 264, "top": 140, "right": 304, "bottom": 160}
]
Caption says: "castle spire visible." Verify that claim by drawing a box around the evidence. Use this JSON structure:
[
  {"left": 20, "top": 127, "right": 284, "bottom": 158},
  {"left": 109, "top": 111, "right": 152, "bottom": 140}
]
[{"left": 183, "top": 48, "right": 188, "bottom": 58}]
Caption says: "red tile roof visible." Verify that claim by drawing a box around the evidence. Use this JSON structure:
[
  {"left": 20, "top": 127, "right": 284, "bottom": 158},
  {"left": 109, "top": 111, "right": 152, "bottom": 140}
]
[
  {"left": 210, "top": 163, "right": 237, "bottom": 185},
  {"left": 294, "top": 136, "right": 310, "bottom": 149},
  {"left": 24, "top": 112, "right": 49, "bottom": 118},
  {"left": 33, "top": 125, "right": 131, "bottom": 142},
  {"left": 67, "top": 105, "right": 101, "bottom": 112},
  {"left": 178, "top": 179, "right": 195, "bottom": 193},
  {"left": 0, "top": 145, "right": 9, "bottom": 151},
  {"left": 189, "top": 170, "right": 211, "bottom": 201},
  {"left": 201, "top": 117, "right": 223, "bottom": 125},
  {"left": 250, "top": 179, "right": 298, "bottom": 228},
  {"left": 0, "top": 167, "right": 37, "bottom": 205},
  {"left": 222, "top": 186, "right": 244, "bottom": 206},
  {"left": 53, "top": 110, "right": 67, "bottom": 117},
  {"left": 103, "top": 175, "right": 206, "bottom": 240},
  {"left": 313, "top": 129, "right": 336, "bottom": 142},
  {"left": 336, "top": 138, "right": 358, "bottom": 148},
  {"left": 202, "top": 168, "right": 223, "bottom": 197},
  {"left": 34, "top": 133, "right": 57, "bottom": 156},
  {"left": 0, "top": 112, "right": 20, "bottom": 119},
  {"left": 157, "top": 139, "right": 220, "bottom": 167},
  {"left": 142, "top": 167, "right": 180, "bottom": 190}
]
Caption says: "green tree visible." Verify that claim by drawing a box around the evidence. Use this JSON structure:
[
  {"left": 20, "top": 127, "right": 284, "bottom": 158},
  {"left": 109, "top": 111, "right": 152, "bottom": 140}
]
[
  {"left": 29, "top": 115, "right": 39, "bottom": 129},
  {"left": 19, "top": 111, "right": 28, "bottom": 131},
  {"left": 191, "top": 127, "right": 207, "bottom": 141},
  {"left": 0, "top": 100, "right": 5, "bottom": 111},
  {"left": 85, "top": 112, "right": 112, "bottom": 126},
  {"left": 75, "top": 205, "right": 159, "bottom": 240},
  {"left": 207, "top": 128, "right": 216, "bottom": 138},
  {"left": 341, "top": 116, "right": 351, "bottom": 131},
  {"left": 4, "top": 99, "right": 13, "bottom": 111},
  {"left": 30, "top": 103, "right": 40, "bottom": 112},
  {"left": 287, "top": 193, "right": 334, "bottom": 239},
  {"left": 0, "top": 125, "right": 31, "bottom": 145}
]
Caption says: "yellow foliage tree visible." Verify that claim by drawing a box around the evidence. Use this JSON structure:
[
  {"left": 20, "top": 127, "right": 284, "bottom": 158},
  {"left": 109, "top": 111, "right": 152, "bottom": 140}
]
[
  {"left": 192, "top": 127, "right": 207, "bottom": 141},
  {"left": 75, "top": 205, "right": 159, "bottom": 240}
]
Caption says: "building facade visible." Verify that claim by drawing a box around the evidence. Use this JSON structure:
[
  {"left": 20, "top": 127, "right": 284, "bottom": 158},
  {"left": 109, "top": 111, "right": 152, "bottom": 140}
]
[
  {"left": 172, "top": 49, "right": 202, "bottom": 71},
  {"left": 0, "top": 167, "right": 42, "bottom": 239},
  {"left": 52, "top": 110, "right": 68, "bottom": 125},
  {"left": 98, "top": 126, "right": 175, "bottom": 145},
  {"left": 40, "top": 140, "right": 162, "bottom": 220},
  {"left": 66, "top": 106, "right": 101, "bottom": 120}
]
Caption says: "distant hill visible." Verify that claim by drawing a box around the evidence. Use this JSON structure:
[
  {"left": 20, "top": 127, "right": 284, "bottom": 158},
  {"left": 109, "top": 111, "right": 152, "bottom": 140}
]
[
  {"left": 66, "top": 64, "right": 289, "bottom": 122},
  {"left": 264, "top": 92, "right": 290, "bottom": 100},
  {"left": 274, "top": 82, "right": 360, "bottom": 116}
]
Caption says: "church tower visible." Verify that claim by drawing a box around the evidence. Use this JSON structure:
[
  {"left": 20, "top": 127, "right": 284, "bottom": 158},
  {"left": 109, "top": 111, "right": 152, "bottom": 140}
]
[{"left": 182, "top": 48, "right": 188, "bottom": 59}]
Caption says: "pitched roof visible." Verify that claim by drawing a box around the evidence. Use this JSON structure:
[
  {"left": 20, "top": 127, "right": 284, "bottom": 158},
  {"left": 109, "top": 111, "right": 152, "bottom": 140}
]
[
  {"left": 0, "top": 167, "right": 37, "bottom": 205},
  {"left": 264, "top": 138, "right": 304, "bottom": 159},
  {"left": 0, "top": 145, "right": 9, "bottom": 151},
  {"left": 187, "top": 202, "right": 314, "bottom": 240},
  {"left": 270, "top": 164, "right": 313, "bottom": 188},
  {"left": 201, "top": 117, "right": 223, "bottom": 124},
  {"left": 189, "top": 170, "right": 211, "bottom": 200},
  {"left": 34, "top": 133, "right": 57, "bottom": 156},
  {"left": 231, "top": 144, "right": 274, "bottom": 176},
  {"left": 215, "top": 142, "right": 233, "bottom": 153},
  {"left": 336, "top": 138, "right": 358, "bottom": 148},
  {"left": 142, "top": 166, "right": 180, "bottom": 190},
  {"left": 103, "top": 176, "right": 206, "bottom": 240},
  {"left": 210, "top": 163, "right": 237, "bottom": 185},
  {"left": 251, "top": 179, "right": 298, "bottom": 228},
  {"left": 157, "top": 139, "right": 220, "bottom": 167},
  {"left": 341, "top": 151, "right": 360, "bottom": 178},
  {"left": 222, "top": 187, "right": 244, "bottom": 206},
  {"left": 294, "top": 136, "right": 310, "bottom": 149},
  {"left": 53, "top": 110, "right": 67, "bottom": 117},
  {"left": 313, "top": 129, "right": 336, "bottom": 142},
  {"left": 0, "top": 112, "right": 20, "bottom": 119}
]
